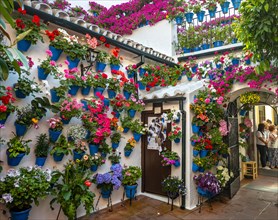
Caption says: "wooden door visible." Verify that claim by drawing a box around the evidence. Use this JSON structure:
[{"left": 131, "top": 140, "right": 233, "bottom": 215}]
[{"left": 141, "top": 111, "right": 171, "bottom": 196}]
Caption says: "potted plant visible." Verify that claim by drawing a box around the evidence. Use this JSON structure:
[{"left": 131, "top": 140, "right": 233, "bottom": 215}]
[
  {"left": 14, "top": 76, "right": 41, "bottom": 98},
  {"left": 108, "top": 149, "right": 121, "bottom": 165},
  {"left": 50, "top": 161, "right": 95, "bottom": 220},
  {"left": 110, "top": 94, "right": 128, "bottom": 117},
  {"left": 79, "top": 153, "right": 105, "bottom": 172},
  {"left": 107, "top": 77, "right": 121, "bottom": 99},
  {"left": 124, "top": 137, "right": 136, "bottom": 157},
  {"left": 129, "top": 119, "right": 148, "bottom": 142},
  {"left": 98, "top": 141, "right": 112, "bottom": 158},
  {"left": 161, "top": 150, "right": 180, "bottom": 167},
  {"left": 193, "top": 172, "right": 221, "bottom": 198},
  {"left": 50, "top": 85, "right": 69, "bottom": 103},
  {"left": 47, "top": 116, "right": 63, "bottom": 142},
  {"left": 95, "top": 50, "right": 109, "bottom": 72},
  {"left": 109, "top": 48, "right": 123, "bottom": 73},
  {"left": 168, "top": 125, "right": 182, "bottom": 143},
  {"left": 6, "top": 133, "right": 31, "bottom": 166},
  {"left": 110, "top": 131, "right": 122, "bottom": 149},
  {"left": 120, "top": 116, "right": 133, "bottom": 133},
  {"left": 192, "top": 1, "right": 205, "bottom": 22},
  {"left": 215, "top": 165, "right": 234, "bottom": 188},
  {"left": 122, "top": 79, "right": 138, "bottom": 99},
  {"left": 167, "top": 109, "right": 181, "bottom": 123},
  {"left": 67, "top": 124, "right": 87, "bottom": 143},
  {"left": 0, "top": 166, "right": 52, "bottom": 220},
  {"left": 50, "top": 135, "right": 73, "bottom": 162},
  {"left": 72, "top": 140, "right": 88, "bottom": 161},
  {"left": 122, "top": 165, "right": 142, "bottom": 199},
  {"left": 205, "top": 0, "right": 218, "bottom": 18},
  {"left": 93, "top": 164, "right": 123, "bottom": 198},
  {"left": 125, "top": 64, "right": 137, "bottom": 78},
  {"left": 79, "top": 72, "right": 94, "bottom": 95},
  {"left": 126, "top": 94, "right": 145, "bottom": 118},
  {"left": 91, "top": 73, "right": 108, "bottom": 96},
  {"left": 0, "top": 86, "right": 16, "bottom": 124},
  {"left": 34, "top": 133, "right": 50, "bottom": 167}
]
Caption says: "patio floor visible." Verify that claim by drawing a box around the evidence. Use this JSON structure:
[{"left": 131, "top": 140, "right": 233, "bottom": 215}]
[{"left": 80, "top": 175, "right": 278, "bottom": 220}]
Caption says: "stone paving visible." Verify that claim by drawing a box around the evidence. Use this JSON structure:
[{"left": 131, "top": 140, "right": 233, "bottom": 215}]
[{"left": 80, "top": 175, "right": 278, "bottom": 220}]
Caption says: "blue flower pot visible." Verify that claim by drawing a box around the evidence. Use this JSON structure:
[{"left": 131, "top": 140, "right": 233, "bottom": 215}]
[
  {"left": 196, "top": 11, "right": 205, "bottom": 22},
  {"left": 127, "top": 70, "right": 135, "bottom": 79},
  {"left": 221, "top": 2, "right": 230, "bottom": 14},
  {"left": 232, "top": 38, "right": 238, "bottom": 44},
  {"left": 245, "top": 59, "right": 251, "bottom": 65},
  {"left": 14, "top": 123, "right": 27, "bottom": 137},
  {"left": 174, "top": 138, "right": 180, "bottom": 143},
  {"left": 232, "top": 58, "right": 240, "bottom": 66},
  {"left": 174, "top": 160, "right": 180, "bottom": 167},
  {"left": 200, "top": 150, "right": 209, "bottom": 158},
  {"left": 201, "top": 43, "right": 210, "bottom": 50},
  {"left": 125, "top": 185, "right": 137, "bottom": 199},
  {"left": 85, "top": 130, "right": 91, "bottom": 139},
  {"left": 66, "top": 56, "right": 80, "bottom": 69},
  {"left": 68, "top": 85, "right": 80, "bottom": 96},
  {"left": 61, "top": 117, "right": 71, "bottom": 124},
  {"left": 232, "top": 0, "right": 241, "bottom": 10},
  {"left": 89, "top": 144, "right": 99, "bottom": 155},
  {"left": 73, "top": 150, "right": 85, "bottom": 161},
  {"left": 183, "top": 47, "right": 191, "bottom": 54},
  {"left": 175, "top": 16, "right": 183, "bottom": 25},
  {"left": 37, "top": 67, "right": 48, "bottom": 80},
  {"left": 128, "top": 109, "right": 136, "bottom": 118},
  {"left": 15, "top": 89, "right": 26, "bottom": 99},
  {"left": 90, "top": 164, "right": 98, "bottom": 172},
  {"left": 35, "top": 157, "right": 47, "bottom": 167},
  {"left": 101, "top": 188, "right": 112, "bottom": 198},
  {"left": 240, "top": 109, "right": 247, "bottom": 116},
  {"left": 191, "top": 141, "right": 196, "bottom": 146},
  {"left": 192, "top": 124, "right": 200, "bottom": 133},
  {"left": 113, "top": 110, "right": 120, "bottom": 118},
  {"left": 101, "top": 152, "right": 107, "bottom": 158},
  {"left": 213, "top": 41, "right": 224, "bottom": 47},
  {"left": 49, "top": 129, "right": 62, "bottom": 142},
  {"left": 197, "top": 187, "right": 213, "bottom": 198},
  {"left": 53, "top": 152, "right": 64, "bottom": 162},
  {"left": 123, "top": 90, "right": 131, "bottom": 100},
  {"left": 112, "top": 142, "right": 119, "bottom": 149},
  {"left": 49, "top": 45, "right": 63, "bottom": 61},
  {"left": 208, "top": 8, "right": 217, "bottom": 18},
  {"left": 0, "top": 113, "right": 10, "bottom": 125},
  {"left": 93, "top": 87, "right": 105, "bottom": 97},
  {"left": 193, "top": 150, "right": 199, "bottom": 157},
  {"left": 199, "top": 167, "right": 205, "bottom": 172},
  {"left": 191, "top": 65, "right": 198, "bottom": 73},
  {"left": 139, "top": 67, "right": 146, "bottom": 77},
  {"left": 50, "top": 89, "right": 60, "bottom": 103},
  {"left": 185, "top": 12, "right": 194, "bottom": 23},
  {"left": 107, "top": 89, "right": 116, "bottom": 99},
  {"left": 96, "top": 62, "right": 106, "bottom": 72},
  {"left": 10, "top": 206, "right": 32, "bottom": 220},
  {"left": 138, "top": 81, "right": 146, "bottom": 90},
  {"left": 123, "top": 127, "right": 129, "bottom": 133},
  {"left": 133, "top": 132, "right": 142, "bottom": 142},
  {"left": 199, "top": 131, "right": 203, "bottom": 137},
  {"left": 81, "top": 99, "right": 88, "bottom": 110},
  {"left": 81, "top": 86, "right": 91, "bottom": 95},
  {"left": 124, "top": 149, "right": 133, "bottom": 157},
  {"left": 192, "top": 162, "right": 199, "bottom": 172},
  {"left": 187, "top": 76, "right": 192, "bottom": 81},
  {"left": 17, "top": 39, "right": 31, "bottom": 52},
  {"left": 110, "top": 64, "right": 120, "bottom": 72},
  {"left": 193, "top": 47, "right": 201, "bottom": 52},
  {"left": 216, "top": 64, "right": 222, "bottom": 69},
  {"left": 209, "top": 74, "right": 215, "bottom": 80},
  {"left": 104, "top": 98, "right": 110, "bottom": 107},
  {"left": 7, "top": 151, "right": 25, "bottom": 166}
]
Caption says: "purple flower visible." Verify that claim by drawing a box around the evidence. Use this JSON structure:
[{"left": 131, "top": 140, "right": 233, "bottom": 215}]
[
  {"left": 2, "top": 193, "right": 13, "bottom": 203},
  {"left": 103, "top": 173, "right": 112, "bottom": 184}
]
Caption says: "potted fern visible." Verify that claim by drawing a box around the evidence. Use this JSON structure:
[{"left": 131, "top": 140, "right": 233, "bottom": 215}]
[{"left": 34, "top": 133, "right": 50, "bottom": 167}]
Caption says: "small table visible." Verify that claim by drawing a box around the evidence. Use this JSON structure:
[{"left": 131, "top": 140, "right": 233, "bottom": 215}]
[{"left": 242, "top": 161, "right": 257, "bottom": 180}]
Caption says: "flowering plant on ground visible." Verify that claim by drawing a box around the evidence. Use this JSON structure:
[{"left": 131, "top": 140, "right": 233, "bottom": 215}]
[
  {"left": 161, "top": 150, "right": 180, "bottom": 166},
  {"left": 122, "top": 165, "right": 142, "bottom": 186},
  {"left": 38, "top": 50, "right": 61, "bottom": 75},
  {"left": 50, "top": 135, "right": 73, "bottom": 157},
  {"left": 215, "top": 165, "right": 234, "bottom": 188},
  {"left": 15, "top": 8, "right": 47, "bottom": 44},
  {"left": 168, "top": 124, "right": 182, "bottom": 141},
  {"left": 50, "top": 161, "right": 95, "bottom": 220},
  {"left": 193, "top": 172, "right": 221, "bottom": 196},
  {"left": 93, "top": 163, "right": 123, "bottom": 191},
  {"left": 126, "top": 94, "right": 145, "bottom": 112},
  {"left": 14, "top": 75, "right": 41, "bottom": 97},
  {"left": 124, "top": 137, "right": 136, "bottom": 151},
  {"left": 0, "top": 166, "right": 52, "bottom": 211},
  {"left": 92, "top": 73, "right": 108, "bottom": 88},
  {"left": 109, "top": 48, "right": 123, "bottom": 66},
  {"left": 161, "top": 176, "right": 186, "bottom": 198},
  {"left": 47, "top": 116, "right": 63, "bottom": 131},
  {"left": 58, "top": 95, "right": 84, "bottom": 120},
  {"left": 0, "top": 86, "right": 16, "bottom": 120},
  {"left": 129, "top": 119, "right": 148, "bottom": 134}
]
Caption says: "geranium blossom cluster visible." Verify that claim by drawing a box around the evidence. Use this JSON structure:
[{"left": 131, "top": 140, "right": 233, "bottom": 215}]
[
  {"left": 0, "top": 86, "right": 16, "bottom": 120},
  {"left": 60, "top": 96, "right": 84, "bottom": 120},
  {"left": 168, "top": 124, "right": 182, "bottom": 141},
  {"left": 47, "top": 116, "right": 63, "bottom": 131}
]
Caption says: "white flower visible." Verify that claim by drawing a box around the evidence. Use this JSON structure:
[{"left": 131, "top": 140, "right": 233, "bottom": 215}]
[
  {"left": 217, "top": 166, "right": 223, "bottom": 170},
  {"left": 2, "top": 193, "right": 13, "bottom": 203}
]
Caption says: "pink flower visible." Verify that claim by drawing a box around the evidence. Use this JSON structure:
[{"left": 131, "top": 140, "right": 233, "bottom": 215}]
[
  {"left": 205, "top": 98, "right": 210, "bottom": 104},
  {"left": 46, "top": 50, "right": 53, "bottom": 57},
  {"left": 50, "top": 61, "right": 56, "bottom": 66},
  {"left": 64, "top": 60, "right": 69, "bottom": 65}
]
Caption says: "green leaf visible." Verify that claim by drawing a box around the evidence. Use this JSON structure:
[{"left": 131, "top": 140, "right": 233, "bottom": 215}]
[
  {"left": 63, "top": 191, "right": 71, "bottom": 201},
  {"left": 0, "top": 3, "right": 14, "bottom": 27},
  {"left": 13, "top": 29, "right": 32, "bottom": 45},
  {"left": 264, "top": 3, "right": 269, "bottom": 12},
  {"left": 0, "top": 17, "right": 6, "bottom": 29},
  {"left": 0, "top": 58, "right": 9, "bottom": 80},
  {"left": 12, "top": 59, "right": 21, "bottom": 75},
  {"left": 4, "top": 48, "right": 13, "bottom": 61},
  {"left": 10, "top": 48, "right": 29, "bottom": 69}
]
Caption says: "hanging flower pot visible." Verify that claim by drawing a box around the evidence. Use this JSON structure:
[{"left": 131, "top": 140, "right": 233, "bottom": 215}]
[
  {"left": 193, "top": 47, "right": 201, "bottom": 52},
  {"left": 191, "top": 141, "right": 196, "bottom": 146},
  {"left": 49, "top": 45, "right": 63, "bottom": 61},
  {"left": 183, "top": 47, "right": 191, "bottom": 53},
  {"left": 232, "top": 0, "right": 241, "bottom": 10},
  {"left": 50, "top": 89, "right": 60, "bottom": 103},
  {"left": 112, "top": 142, "right": 119, "bottom": 149},
  {"left": 124, "top": 149, "right": 133, "bottom": 157},
  {"left": 89, "top": 144, "right": 99, "bottom": 155},
  {"left": 15, "top": 89, "right": 26, "bottom": 99},
  {"left": 53, "top": 152, "right": 64, "bottom": 162},
  {"left": 201, "top": 43, "right": 210, "bottom": 50},
  {"left": 107, "top": 89, "right": 116, "bottom": 99},
  {"left": 232, "top": 58, "right": 240, "bottom": 66},
  {"left": 93, "top": 87, "right": 105, "bottom": 96},
  {"left": 49, "top": 129, "right": 62, "bottom": 142},
  {"left": 239, "top": 109, "right": 247, "bottom": 116},
  {"left": 73, "top": 150, "right": 85, "bottom": 161},
  {"left": 128, "top": 109, "right": 136, "bottom": 118},
  {"left": 184, "top": 12, "right": 194, "bottom": 23},
  {"left": 113, "top": 110, "right": 120, "bottom": 118},
  {"left": 174, "top": 138, "right": 180, "bottom": 143},
  {"left": 138, "top": 81, "right": 146, "bottom": 90},
  {"left": 127, "top": 70, "right": 136, "bottom": 79},
  {"left": 101, "top": 188, "right": 112, "bottom": 199},
  {"left": 85, "top": 130, "right": 91, "bottom": 140},
  {"left": 193, "top": 150, "right": 199, "bottom": 157},
  {"left": 133, "top": 132, "right": 142, "bottom": 142},
  {"left": 125, "top": 184, "right": 138, "bottom": 199},
  {"left": 104, "top": 98, "right": 110, "bottom": 107},
  {"left": 68, "top": 85, "right": 80, "bottom": 96},
  {"left": 96, "top": 62, "right": 107, "bottom": 72},
  {"left": 81, "top": 86, "right": 91, "bottom": 95},
  {"left": 37, "top": 67, "right": 48, "bottom": 80},
  {"left": 139, "top": 67, "right": 146, "bottom": 77},
  {"left": 192, "top": 162, "right": 199, "bottom": 172},
  {"left": 192, "top": 124, "right": 200, "bottom": 133},
  {"left": 198, "top": 167, "right": 205, "bottom": 172},
  {"left": 10, "top": 206, "right": 32, "bottom": 220},
  {"left": 213, "top": 41, "right": 224, "bottom": 47},
  {"left": 220, "top": 1, "right": 230, "bottom": 14},
  {"left": 187, "top": 76, "right": 192, "bottom": 81},
  {"left": 216, "top": 64, "right": 222, "bottom": 69},
  {"left": 196, "top": 11, "right": 205, "bottom": 22},
  {"left": 0, "top": 113, "right": 10, "bottom": 125},
  {"left": 61, "top": 117, "right": 71, "bottom": 125},
  {"left": 17, "top": 39, "right": 31, "bottom": 52},
  {"left": 66, "top": 56, "right": 80, "bottom": 69},
  {"left": 101, "top": 152, "right": 107, "bottom": 158},
  {"left": 174, "top": 160, "right": 180, "bottom": 167},
  {"left": 232, "top": 38, "right": 238, "bottom": 44},
  {"left": 197, "top": 187, "right": 213, "bottom": 198},
  {"left": 123, "top": 127, "right": 129, "bottom": 133},
  {"left": 81, "top": 99, "right": 88, "bottom": 111},
  {"left": 175, "top": 16, "right": 183, "bottom": 25},
  {"left": 208, "top": 7, "right": 217, "bottom": 18},
  {"left": 110, "top": 64, "right": 120, "bottom": 73},
  {"left": 123, "top": 90, "right": 131, "bottom": 100},
  {"left": 35, "top": 157, "right": 47, "bottom": 167},
  {"left": 14, "top": 123, "right": 27, "bottom": 137},
  {"left": 245, "top": 59, "right": 251, "bottom": 65},
  {"left": 191, "top": 65, "right": 198, "bottom": 73},
  {"left": 7, "top": 151, "right": 25, "bottom": 166},
  {"left": 200, "top": 149, "right": 209, "bottom": 158},
  {"left": 90, "top": 164, "right": 98, "bottom": 172}
]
